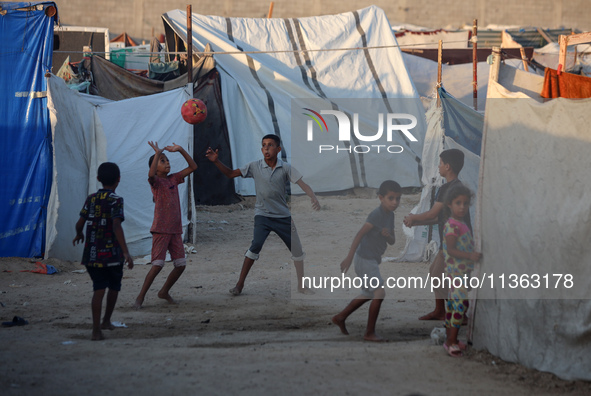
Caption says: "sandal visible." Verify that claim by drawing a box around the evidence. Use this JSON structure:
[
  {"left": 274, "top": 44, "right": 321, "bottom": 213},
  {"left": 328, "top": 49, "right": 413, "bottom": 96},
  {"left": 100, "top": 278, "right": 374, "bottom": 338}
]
[
  {"left": 443, "top": 343, "right": 463, "bottom": 357},
  {"left": 2, "top": 316, "right": 28, "bottom": 327}
]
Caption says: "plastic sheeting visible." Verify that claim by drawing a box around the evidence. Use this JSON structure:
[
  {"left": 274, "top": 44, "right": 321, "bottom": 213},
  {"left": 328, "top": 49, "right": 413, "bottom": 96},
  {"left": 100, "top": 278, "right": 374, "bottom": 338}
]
[
  {"left": 397, "top": 87, "right": 482, "bottom": 262},
  {"left": 89, "top": 52, "right": 215, "bottom": 101},
  {"left": 473, "top": 80, "right": 591, "bottom": 380},
  {"left": 46, "top": 76, "right": 193, "bottom": 261},
  {"left": 162, "top": 6, "right": 426, "bottom": 194},
  {"left": 402, "top": 52, "right": 542, "bottom": 112},
  {"left": 0, "top": 2, "right": 57, "bottom": 257},
  {"left": 533, "top": 42, "right": 591, "bottom": 75}
]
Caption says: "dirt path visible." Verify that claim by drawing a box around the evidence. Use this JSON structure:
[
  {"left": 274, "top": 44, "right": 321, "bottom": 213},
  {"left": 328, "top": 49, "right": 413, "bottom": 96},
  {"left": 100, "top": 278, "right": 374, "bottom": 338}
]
[{"left": 1, "top": 191, "right": 589, "bottom": 395}]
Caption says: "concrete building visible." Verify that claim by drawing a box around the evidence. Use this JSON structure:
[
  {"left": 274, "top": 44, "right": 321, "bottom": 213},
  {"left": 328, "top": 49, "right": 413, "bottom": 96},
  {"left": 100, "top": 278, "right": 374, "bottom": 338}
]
[{"left": 54, "top": 0, "right": 590, "bottom": 42}]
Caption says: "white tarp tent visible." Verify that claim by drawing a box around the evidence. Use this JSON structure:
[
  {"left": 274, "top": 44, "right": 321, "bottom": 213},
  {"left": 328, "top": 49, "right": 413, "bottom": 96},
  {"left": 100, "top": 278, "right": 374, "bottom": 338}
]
[
  {"left": 46, "top": 75, "right": 194, "bottom": 261},
  {"left": 402, "top": 52, "right": 490, "bottom": 111},
  {"left": 402, "top": 52, "right": 541, "bottom": 112},
  {"left": 472, "top": 64, "right": 591, "bottom": 380},
  {"left": 533, "top": 42, "right": 591, "bottom": 76},
  {"left": 162, "top": 6, "right": 427, "bottom": 194}
]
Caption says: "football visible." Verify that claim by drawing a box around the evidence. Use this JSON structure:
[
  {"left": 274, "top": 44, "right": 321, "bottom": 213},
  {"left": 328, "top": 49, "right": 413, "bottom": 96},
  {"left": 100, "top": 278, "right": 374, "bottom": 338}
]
[{"left": 181, "top": 98, "right": 207, "bottom": 124}]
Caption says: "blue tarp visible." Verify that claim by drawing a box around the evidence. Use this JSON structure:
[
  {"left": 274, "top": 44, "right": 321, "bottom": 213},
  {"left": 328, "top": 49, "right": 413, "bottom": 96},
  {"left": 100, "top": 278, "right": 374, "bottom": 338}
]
[
  {"left": 439, "top": 86, "right": 484, "bottom": 156},
  {"left": 0, "top": 2, "right": 57, "bottom": 257}
]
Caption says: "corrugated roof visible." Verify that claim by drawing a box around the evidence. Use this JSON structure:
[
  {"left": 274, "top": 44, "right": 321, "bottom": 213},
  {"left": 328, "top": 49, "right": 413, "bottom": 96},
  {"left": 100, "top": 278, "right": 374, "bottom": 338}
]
[{"left": 471, "top": 28, "right": 575, "bottom": 48}]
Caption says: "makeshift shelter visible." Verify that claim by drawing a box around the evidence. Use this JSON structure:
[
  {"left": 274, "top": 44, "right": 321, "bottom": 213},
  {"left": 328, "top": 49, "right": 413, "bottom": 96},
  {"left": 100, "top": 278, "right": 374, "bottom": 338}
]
[
  {"left": 402, "top": 53, "right": 490, "bottom": 111},
  {"left": 46, "top": 75, "right": 194, "bottom": 261},
  {"left": 86, "top": 49, "right": 240, "bottom": 206},
  {"left": 472, "top": 53, "right": 591, "bottom": 381},
  {"left": 0, "top": 2, "right": 57, "bottom": 257},
  {"left": 110, "top": 32, "right": 139, "bottom": 47},
  {"left": 474, "top": 27, "right": 573, "bottom": 49},
  {"left": 397, "top": 87, "right": 483, "bottom": 261},
  {"left": 53, "top": 25, "right": 110, "bottom": 76},
  {"left": 533, "top": 42, "right": 591, "bottom": 75},
  {"left": 161, "top": 6, "right": 427, "bottom": 195}
]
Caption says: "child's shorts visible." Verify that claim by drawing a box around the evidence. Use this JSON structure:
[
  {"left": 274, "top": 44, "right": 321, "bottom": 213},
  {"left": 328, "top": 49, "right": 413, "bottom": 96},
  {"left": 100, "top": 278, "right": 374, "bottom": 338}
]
[
  {"left": 245, "top": 216, "right": 305, "bottom": 261},
  {"left": 151, "top": 233, "right": 186, "bottom": 267},
  {"left": 353, "top": 254, "right": 384, "bottom": 298},
  {"left": 86, "top": 263, "right": 123, "bottom": 291}
]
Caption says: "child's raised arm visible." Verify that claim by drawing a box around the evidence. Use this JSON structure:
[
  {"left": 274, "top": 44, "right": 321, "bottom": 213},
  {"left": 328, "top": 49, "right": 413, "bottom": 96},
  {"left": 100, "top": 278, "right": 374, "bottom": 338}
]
[
  {"left": 296, "top": 179, "right": 320, "bottom": 210},
  {"left": 165, "top": 143, "right": 198, "bottom": 178},
  {"left": 205, "top": 147, "right": 242, "bottom": 179},
  {"left": 148, "top": 141, "right": 165, "bottom": 178},
  {"left": 340, "top": 222, "right": 374, "bottom": 273}
]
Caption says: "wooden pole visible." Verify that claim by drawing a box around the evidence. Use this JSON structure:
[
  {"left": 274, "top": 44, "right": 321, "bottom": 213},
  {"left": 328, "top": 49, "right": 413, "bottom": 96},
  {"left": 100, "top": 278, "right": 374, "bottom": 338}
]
[
  {"left": 436, "top": 39, "right": 442, "bottom": 107},
  {"left": 557, "top": 31, "right": 591, "bottom": 75},
  {"left": 472, "top": 19, "right": 478, "bottom": 111},
  {"left": 267, "top": 2, "right": 274, "bottom": 18},
  {"left": 572, "top": 32, "right": 578, "bottom": 67},
  {"left": 187, "top": 5, "right": 192, "bottom": 84},
  {"left": 519, "top": 47, "right": 529, "bottom": 72}
]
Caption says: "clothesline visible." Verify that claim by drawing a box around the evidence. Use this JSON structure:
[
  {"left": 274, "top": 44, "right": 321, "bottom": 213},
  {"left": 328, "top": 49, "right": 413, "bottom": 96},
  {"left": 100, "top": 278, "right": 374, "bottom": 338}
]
[{"left": 53, "top": 39, "right": 474, "bottom": 57}]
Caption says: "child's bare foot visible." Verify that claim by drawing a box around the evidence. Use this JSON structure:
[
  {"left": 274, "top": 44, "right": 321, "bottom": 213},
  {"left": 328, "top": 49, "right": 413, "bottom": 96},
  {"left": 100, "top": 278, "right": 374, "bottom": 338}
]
[
  {"left": 298, "top": 287, "right": 315, "bottom": 295},
  {"left": 101, "top": 322, "right": 115, "bottom": 330},
  {"left": 331, "top": 315, "right": 349, "bottom": 335},
  {"left": 229, "top": 286, "right": 242, "bottom": 296},
  {"left": 91, "top": 330, "right": 105, "bottom": 341},
  {"left": 133, "top": 298, "right": 144, "bottom": 310},
  {"left": 418, "top": 311, "right": 445, "bottom": 321},
  {"left": 157, "top": 291, "right": 177, "bottom": 304},
  {"left": 363, "top": 333, "right": 388, "bottom": 342}
]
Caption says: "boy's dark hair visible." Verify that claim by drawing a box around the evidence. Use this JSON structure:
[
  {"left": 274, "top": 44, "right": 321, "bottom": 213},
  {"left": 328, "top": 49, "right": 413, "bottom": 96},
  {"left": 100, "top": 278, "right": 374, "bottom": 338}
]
[
  {"left": 97, "top": 162, "right": 120, "bottom": 186},
  {"left": 148, "top": 154, "right": 155, "bottom": 168},
  {"left": 262, "top": 134, "right": 281, "bottom": 146},
  {"left": 377, "top": 180, "right": 402, "bottom": 196},
  {"left": 439, "top": 149, "right": 464, "bottom": 175},
  {"left": 443, "top": 183, "right": 473, "bottom": 218}
]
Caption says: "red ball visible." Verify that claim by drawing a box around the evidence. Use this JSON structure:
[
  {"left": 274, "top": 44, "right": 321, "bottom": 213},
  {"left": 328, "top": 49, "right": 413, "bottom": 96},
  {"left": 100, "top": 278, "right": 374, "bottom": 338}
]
[{"left": 181, "top": 98, "right": 207, "bottom": 125}]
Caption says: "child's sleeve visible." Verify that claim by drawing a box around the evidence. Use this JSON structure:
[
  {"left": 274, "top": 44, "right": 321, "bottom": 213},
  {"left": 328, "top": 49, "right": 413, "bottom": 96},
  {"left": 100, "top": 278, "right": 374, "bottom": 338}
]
[
  {"left": 148, "top": 175, "right": 159, "bottom": 188},
  {"left": 365, "top": 209, "right": 381, "bottom": 229},
  {"left": 79, "top": 196, "right": 91, "bottom": 219},
  {"left": 112, "top": 197, "right": 125, "bottom": 221},
  {"left": 239, "top": 162, "right": 253, "bottom": 178},
  {"left": 172, "top": 172, "right": 185, "bottom": 185},
  {"left": 287, "top": 164, "right": 303, "bottom": 184},
  {"left": 444, "top": 220, "right": 459, "bottom": 238}
]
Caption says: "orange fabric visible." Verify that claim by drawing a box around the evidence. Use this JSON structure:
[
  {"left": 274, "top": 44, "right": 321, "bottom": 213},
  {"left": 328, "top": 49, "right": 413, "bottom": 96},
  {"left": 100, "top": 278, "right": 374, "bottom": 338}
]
[{"left": 541, "top": 67, "right": 591, "bottom": 99}]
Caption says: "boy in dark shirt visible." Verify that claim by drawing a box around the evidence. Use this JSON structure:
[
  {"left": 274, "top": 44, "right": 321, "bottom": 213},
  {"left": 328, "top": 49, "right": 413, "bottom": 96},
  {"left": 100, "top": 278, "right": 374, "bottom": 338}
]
[
  {"left": 332, "top": 180, "right": 402, "bottom": 342},
  {"left": 74, "top": 162, "right": 133, "bottom": 340}
]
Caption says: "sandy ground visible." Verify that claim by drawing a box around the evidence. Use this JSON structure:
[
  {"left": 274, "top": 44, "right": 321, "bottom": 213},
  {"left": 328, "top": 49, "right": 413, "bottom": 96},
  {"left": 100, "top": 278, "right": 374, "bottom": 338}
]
[{"left": 1, "top": 190, "right": 589, "bottom": 395}]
